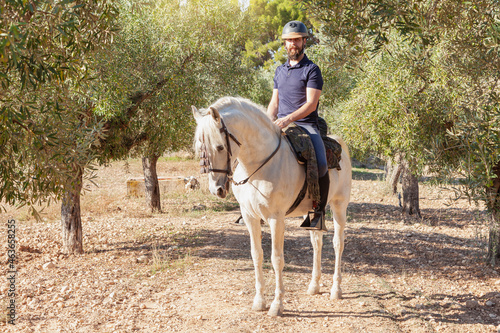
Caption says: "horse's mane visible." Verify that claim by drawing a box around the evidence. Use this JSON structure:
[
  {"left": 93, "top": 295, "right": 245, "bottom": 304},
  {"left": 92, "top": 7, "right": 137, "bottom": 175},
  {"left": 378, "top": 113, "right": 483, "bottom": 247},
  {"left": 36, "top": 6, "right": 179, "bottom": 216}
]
[
  {"left": 211, "top": 96, "right": 276, "bottom": 129},
  {"left": 194, "top": 96, "right": 279, "bottom": 156}
]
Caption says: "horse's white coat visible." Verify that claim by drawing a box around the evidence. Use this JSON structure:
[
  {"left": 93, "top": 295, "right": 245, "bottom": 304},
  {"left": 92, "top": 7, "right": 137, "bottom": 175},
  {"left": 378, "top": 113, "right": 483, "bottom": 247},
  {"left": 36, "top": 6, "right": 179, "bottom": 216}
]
[{"left": 193, "top": 97, "right": 352, "bottom": 316}]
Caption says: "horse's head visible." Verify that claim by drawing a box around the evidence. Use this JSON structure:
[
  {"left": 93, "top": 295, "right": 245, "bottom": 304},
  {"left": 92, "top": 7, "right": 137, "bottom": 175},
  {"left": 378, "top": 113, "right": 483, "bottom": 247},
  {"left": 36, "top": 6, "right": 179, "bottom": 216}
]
[{"left": 192, "top": 105, "right": 239, "bottom": 199}]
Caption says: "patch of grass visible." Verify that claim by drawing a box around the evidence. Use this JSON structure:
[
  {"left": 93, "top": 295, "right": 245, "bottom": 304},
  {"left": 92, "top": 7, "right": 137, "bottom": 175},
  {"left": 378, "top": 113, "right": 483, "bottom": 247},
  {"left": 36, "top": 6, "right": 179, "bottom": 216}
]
[
  {"left": 352, "top": 167, "right": 386, "bottom": 181},
  {"left": 377, "top": 277, "right": 397, "bottom": 294},
  {"left": 150, "top": 242, "right": 171, "bottom": 275},
  {"left": 134, "top": 227, "right": 155, "bottom": 244},
  {"left": 149, "top": 244, "right": 194, "bottom": 275},
  {"left": 161, "top": 151, "right": 193, "bottom": 163},
  {"left": 211, "top": 200, "right": 240, "bottom": 212}
]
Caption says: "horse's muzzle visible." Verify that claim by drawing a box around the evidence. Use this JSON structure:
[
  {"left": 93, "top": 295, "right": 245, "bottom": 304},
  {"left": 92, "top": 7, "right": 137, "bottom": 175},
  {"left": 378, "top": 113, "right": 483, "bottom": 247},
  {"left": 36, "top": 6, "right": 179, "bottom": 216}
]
[{"left": 216, "top": 186, "right": 227, "bottom": 198}]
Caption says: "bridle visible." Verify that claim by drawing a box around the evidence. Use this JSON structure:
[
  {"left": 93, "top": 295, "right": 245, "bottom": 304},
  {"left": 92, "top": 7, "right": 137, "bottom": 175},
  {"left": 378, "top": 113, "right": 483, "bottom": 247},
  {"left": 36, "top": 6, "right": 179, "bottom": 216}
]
[
  {"left": 199, "top": 117, "right": 282, "bottom": 186},
  {"left": 200, "top": 118, "right": 241, "bottom": 179}
]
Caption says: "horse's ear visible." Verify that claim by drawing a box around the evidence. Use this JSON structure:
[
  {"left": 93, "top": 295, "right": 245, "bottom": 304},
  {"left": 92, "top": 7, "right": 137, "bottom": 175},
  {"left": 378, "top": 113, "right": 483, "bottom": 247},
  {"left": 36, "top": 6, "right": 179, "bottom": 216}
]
[
  {"left": 209, "top": 106, "right": 220, "bottom": 123},
  {"left": 209, "top": 106, "right": 221, "bottom": 124},
  {"left": 192, "top": 105, "right": 202, "bottom": 122}
]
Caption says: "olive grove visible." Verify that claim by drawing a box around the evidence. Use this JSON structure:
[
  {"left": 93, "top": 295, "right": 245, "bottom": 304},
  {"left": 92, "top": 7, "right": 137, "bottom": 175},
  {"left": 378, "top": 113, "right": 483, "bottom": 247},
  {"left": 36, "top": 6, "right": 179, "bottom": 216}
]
[{"left": 303, "top": 0, "right": 500, "bottom": 264}]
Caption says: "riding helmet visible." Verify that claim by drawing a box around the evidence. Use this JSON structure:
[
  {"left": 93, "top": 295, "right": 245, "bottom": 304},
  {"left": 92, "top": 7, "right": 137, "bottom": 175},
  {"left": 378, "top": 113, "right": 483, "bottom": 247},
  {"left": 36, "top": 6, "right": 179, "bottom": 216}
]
[{"left": 281, "top": 20, "right": 309, "bottom": 39}]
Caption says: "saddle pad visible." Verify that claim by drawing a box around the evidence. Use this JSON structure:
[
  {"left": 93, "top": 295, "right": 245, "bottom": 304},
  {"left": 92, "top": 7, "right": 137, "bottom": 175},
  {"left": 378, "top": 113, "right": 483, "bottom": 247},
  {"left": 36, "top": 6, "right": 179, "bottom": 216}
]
[
  {"left": 284, "top": 124, "right": 320, "bottom": 203},
  {"left": 285, "top": 122, "right": 343, "bottom": 171},
  {"left": 324, "top": 136, "right": 342, "bottom": 171},
  {"left": 285, "top": 123, "right": 319, "bottom": 202},
  {"left": 318, "top": 117, "right": 342, "bottom": 170}
]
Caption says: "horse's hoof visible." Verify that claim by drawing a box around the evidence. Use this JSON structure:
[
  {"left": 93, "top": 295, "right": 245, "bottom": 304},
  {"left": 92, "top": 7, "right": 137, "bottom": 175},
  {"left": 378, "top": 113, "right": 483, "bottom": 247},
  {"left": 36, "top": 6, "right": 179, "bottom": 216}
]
[
  {"left": 330, "top": 287, "right": 342, "bottom": 300},
  {"left": 268, "top": 302, "right": 284, "bottom": 317},
  {"left": 307, "top": 283, "right": 320, "bottom": 295},
  {"left": 252, "top": 297, "right": 266, "bottom": 311}
]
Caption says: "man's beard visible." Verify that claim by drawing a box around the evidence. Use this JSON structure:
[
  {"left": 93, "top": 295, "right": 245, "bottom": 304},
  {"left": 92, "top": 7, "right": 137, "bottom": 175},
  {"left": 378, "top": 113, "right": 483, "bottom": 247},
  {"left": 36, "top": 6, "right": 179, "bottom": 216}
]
[{"left": 286, "top": 44, "right": 305, "bottom": 61}]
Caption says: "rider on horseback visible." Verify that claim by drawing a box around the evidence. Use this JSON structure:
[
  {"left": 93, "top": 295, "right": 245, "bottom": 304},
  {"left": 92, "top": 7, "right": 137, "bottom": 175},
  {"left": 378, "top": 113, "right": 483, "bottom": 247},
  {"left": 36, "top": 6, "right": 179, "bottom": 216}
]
[{"left": 267, "top": 20, "right": 329, "bottom": 231}]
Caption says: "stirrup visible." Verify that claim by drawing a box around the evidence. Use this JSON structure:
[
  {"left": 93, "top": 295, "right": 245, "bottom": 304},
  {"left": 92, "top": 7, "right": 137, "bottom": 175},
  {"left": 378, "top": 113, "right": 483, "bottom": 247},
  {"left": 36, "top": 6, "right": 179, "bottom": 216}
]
[{"left": 300, "top": 211, "right": 328, "bottom": 232}]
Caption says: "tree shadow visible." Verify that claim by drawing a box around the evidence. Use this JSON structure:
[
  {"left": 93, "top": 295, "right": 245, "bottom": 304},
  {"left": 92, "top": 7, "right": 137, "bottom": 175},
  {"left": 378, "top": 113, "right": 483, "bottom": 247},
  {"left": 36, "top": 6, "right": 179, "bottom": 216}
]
[
  {"left": 352, "top": 169, "right": 385, "bottom": 181},
  {"left": 282, "top": 289, "right": 499, "bottom": 327},
  {"left": 99, "top": 200, "right": 496, "bottom": 329}
]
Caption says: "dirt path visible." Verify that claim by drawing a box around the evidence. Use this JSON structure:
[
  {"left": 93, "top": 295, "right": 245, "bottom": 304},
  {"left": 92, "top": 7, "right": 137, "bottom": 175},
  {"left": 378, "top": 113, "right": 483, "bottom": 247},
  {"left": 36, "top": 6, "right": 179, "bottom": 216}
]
[{"left": 1, "top": 159, "right": 499, "bottom": 332}]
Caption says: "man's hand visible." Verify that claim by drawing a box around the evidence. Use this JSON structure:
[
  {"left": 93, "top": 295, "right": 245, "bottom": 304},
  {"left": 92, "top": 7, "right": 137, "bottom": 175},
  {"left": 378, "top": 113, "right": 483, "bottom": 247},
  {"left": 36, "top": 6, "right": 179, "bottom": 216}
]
[{"left": 274, "top": 116, "right": 292, "bottom": 129}]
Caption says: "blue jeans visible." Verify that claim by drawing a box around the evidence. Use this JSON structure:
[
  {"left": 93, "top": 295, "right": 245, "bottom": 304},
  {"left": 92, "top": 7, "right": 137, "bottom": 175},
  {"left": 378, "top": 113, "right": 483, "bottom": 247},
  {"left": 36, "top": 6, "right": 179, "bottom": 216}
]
[{"left": 298, "top": 123, "right": 328, "bottom": 177}]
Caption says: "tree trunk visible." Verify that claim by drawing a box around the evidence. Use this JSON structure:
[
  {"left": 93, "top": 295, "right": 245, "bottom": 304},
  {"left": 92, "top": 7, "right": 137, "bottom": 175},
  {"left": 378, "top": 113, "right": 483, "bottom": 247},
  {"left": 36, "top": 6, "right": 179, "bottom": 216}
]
[
  {"left": 401, "top": 162, "right": 421, "bottom": 218},
  {"left": 386, "top": 160, "right": 403, "bottom": 195},
  {"left": 61, "top": 168, "right": 84, "bottom": 254},
  {"left": 142, "top": 154, "right": 161, "bottom": 212},
  {"left": 487, "top": 162, "right": 500, "bottom": 265},
  {"left": 487, "top": 224, "right": 500, "bottom": 266}
]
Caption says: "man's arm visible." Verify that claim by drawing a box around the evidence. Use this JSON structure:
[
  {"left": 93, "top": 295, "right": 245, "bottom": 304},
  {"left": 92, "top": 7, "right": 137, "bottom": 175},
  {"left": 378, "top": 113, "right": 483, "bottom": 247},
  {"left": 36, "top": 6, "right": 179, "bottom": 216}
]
[
  {"left": 274, "top": 87, "right": 321, "bottom": 129},
  {"left": 267, "top": 89, "right": 279, "bottom": 121}
]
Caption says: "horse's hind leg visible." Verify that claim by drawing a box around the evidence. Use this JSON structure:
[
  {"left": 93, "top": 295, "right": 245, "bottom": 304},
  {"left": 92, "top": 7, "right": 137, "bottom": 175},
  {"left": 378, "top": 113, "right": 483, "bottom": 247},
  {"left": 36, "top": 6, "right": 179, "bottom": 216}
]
[
  {"left": 267, "top": 217, "right": 285, "bottom": 316},
  {"left": 330, "top": 202, "right": 347, "bottom": 300},
  {"left": 307, "top": 230, "right": 323, "bottom": 295},
  {"left": 244, "top": 215, "right": 266, "bottom": 311}
]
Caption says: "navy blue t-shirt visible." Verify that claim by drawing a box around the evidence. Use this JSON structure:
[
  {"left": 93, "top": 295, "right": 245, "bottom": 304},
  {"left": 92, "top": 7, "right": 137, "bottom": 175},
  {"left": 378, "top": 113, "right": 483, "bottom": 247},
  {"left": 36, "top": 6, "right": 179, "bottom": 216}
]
[{"left": 273, "top": 54, "right": 323, "bottom": 125}]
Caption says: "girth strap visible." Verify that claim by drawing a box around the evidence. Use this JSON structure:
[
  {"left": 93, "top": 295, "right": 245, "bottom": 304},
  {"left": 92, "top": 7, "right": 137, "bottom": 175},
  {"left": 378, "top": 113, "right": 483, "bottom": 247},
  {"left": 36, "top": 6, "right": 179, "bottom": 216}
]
[{"left": 285, "top": 175, "right": 308, "bottom": 216}]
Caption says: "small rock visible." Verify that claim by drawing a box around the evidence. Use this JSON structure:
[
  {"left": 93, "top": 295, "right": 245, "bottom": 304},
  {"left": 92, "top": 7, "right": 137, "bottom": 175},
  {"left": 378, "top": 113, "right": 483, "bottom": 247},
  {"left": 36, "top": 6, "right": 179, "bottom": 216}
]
[
  {"left": 196, "top": 315, "right": 202, "bottom": 320},
  {"left": 442, "top": 302, "right": 453, "bottom": 308},
  {"left": 140, "top": 304, "right": 147, "bottom": 309},
  {"left": 490, "top": 313, "right": 497, "bottom": 319},
  {"left": 136, "top": 256, "right": 148, "bottom": 264},
  {"left": 42, "top": 262, "right": 56, "bottom": 270},
  {"left": 486, "top": 300, "right": 496, "bottom": 307},
  {"left": 415, "top": 303, "right": 424, "bottom": 309},
  {"left": 109, "top": 292, "right": 116, "bottom": 299},
  {"left": 465, "top": 300, "right": 479, "bottom": 308}
]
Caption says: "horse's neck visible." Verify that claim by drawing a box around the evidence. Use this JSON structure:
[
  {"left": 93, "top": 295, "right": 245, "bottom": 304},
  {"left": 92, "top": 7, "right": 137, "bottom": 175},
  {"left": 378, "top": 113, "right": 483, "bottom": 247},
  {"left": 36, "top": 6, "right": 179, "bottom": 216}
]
[{"left": 227, "top": 113, "right": 279, "bottom": 168}]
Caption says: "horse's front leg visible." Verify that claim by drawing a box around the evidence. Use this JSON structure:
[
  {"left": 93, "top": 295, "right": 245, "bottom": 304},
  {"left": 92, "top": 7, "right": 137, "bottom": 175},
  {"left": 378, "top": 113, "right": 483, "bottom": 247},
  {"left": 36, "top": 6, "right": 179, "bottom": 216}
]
[
  {"left": 243, "top": 214, "right": 266, "bottom": 311},
  {"left": 268, "top": 216, "right": 285, "bottom": 316},
  {"left": 307, "top": 229, "right": 324, "bottom": 295}
]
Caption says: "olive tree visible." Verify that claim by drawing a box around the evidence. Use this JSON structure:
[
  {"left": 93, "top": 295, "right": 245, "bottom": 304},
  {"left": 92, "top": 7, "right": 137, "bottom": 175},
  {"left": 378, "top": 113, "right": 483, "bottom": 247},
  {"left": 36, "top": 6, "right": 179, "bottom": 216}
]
[
  {"left": 91, "top": 0, "right": 259, "bottom": 212},
  {"left": 0, "top": 0, "right": 118, "bottom": 253},
  {"left": 303, "top": 0, "right": 500, "bottom": 263}
]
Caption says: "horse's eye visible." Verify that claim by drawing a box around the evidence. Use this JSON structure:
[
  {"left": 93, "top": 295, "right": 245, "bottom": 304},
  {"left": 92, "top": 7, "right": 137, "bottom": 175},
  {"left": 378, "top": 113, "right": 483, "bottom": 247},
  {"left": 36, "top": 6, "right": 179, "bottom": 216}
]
[{"left": 216, "top": 145, "right": 224, "bottom": 152}]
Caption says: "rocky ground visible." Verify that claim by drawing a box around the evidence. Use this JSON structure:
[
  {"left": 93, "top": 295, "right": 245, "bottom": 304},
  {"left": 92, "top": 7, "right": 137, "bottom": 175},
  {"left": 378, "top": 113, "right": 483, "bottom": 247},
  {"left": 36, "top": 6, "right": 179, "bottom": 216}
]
[{"left": 1, "top": 158, "right": 499, "bottom": 332}]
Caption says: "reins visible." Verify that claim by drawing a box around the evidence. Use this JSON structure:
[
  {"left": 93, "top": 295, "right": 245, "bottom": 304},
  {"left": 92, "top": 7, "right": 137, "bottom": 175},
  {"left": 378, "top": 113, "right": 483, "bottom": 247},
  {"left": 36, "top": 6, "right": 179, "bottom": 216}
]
[
  {"left": 199, "top": 117, "right": 281, "bottom": 186},
  {"left": 232, "top": 133, "right": 281, "bottom": 186}
]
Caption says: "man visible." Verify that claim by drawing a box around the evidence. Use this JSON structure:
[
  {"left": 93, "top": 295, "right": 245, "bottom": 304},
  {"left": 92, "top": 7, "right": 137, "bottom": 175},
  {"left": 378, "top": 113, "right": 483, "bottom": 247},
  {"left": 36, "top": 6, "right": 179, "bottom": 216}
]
[{"left": 267, "top": 20, "right": 329, "bottom": 231}]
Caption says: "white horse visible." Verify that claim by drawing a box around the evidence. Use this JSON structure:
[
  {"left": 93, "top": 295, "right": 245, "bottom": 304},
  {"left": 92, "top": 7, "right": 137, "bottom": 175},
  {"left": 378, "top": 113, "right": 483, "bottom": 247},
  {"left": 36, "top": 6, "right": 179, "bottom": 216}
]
[{"left": 192, "top": 96, "right": 352, "bottom": 317}]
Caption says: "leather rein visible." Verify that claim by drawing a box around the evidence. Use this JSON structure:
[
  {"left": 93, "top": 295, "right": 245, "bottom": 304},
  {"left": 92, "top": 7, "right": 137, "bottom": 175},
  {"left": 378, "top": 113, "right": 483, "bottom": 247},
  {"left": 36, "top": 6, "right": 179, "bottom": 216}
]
[{"left": 200, "top": 118, "right": 282, "bottom": 186}]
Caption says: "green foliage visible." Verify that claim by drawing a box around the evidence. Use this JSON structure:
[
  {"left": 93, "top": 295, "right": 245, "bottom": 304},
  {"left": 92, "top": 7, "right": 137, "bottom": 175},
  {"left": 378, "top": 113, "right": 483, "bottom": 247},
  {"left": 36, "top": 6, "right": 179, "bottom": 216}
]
[
  {"left": 304, "top": 0, "right": 500, "bottom": 217},
  {"left": 0, "top": 1, "right": 118, "bottom": 207},
  {"left": 243, "top": 0, "right": 312, "bottom": 68},
  {"left": 91, "top": 0, "right": 261, "bottom": 159},
  {"left": 332, "top": 36, "right": 449, "bottom": 171}
]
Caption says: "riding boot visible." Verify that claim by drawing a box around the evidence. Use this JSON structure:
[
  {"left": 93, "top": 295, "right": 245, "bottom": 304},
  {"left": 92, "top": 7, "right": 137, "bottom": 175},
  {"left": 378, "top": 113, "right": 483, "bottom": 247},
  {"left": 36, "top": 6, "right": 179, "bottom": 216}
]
[{"left": 301, "top": 173, "right": 329, "bottom": 231}]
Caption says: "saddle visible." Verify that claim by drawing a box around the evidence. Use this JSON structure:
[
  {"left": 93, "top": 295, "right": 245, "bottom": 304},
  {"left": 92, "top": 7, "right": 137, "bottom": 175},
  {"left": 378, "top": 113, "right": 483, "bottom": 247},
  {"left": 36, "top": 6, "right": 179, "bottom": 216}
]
[{"left": 283, "top": 118, "right": 342, "bottom": 215}]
